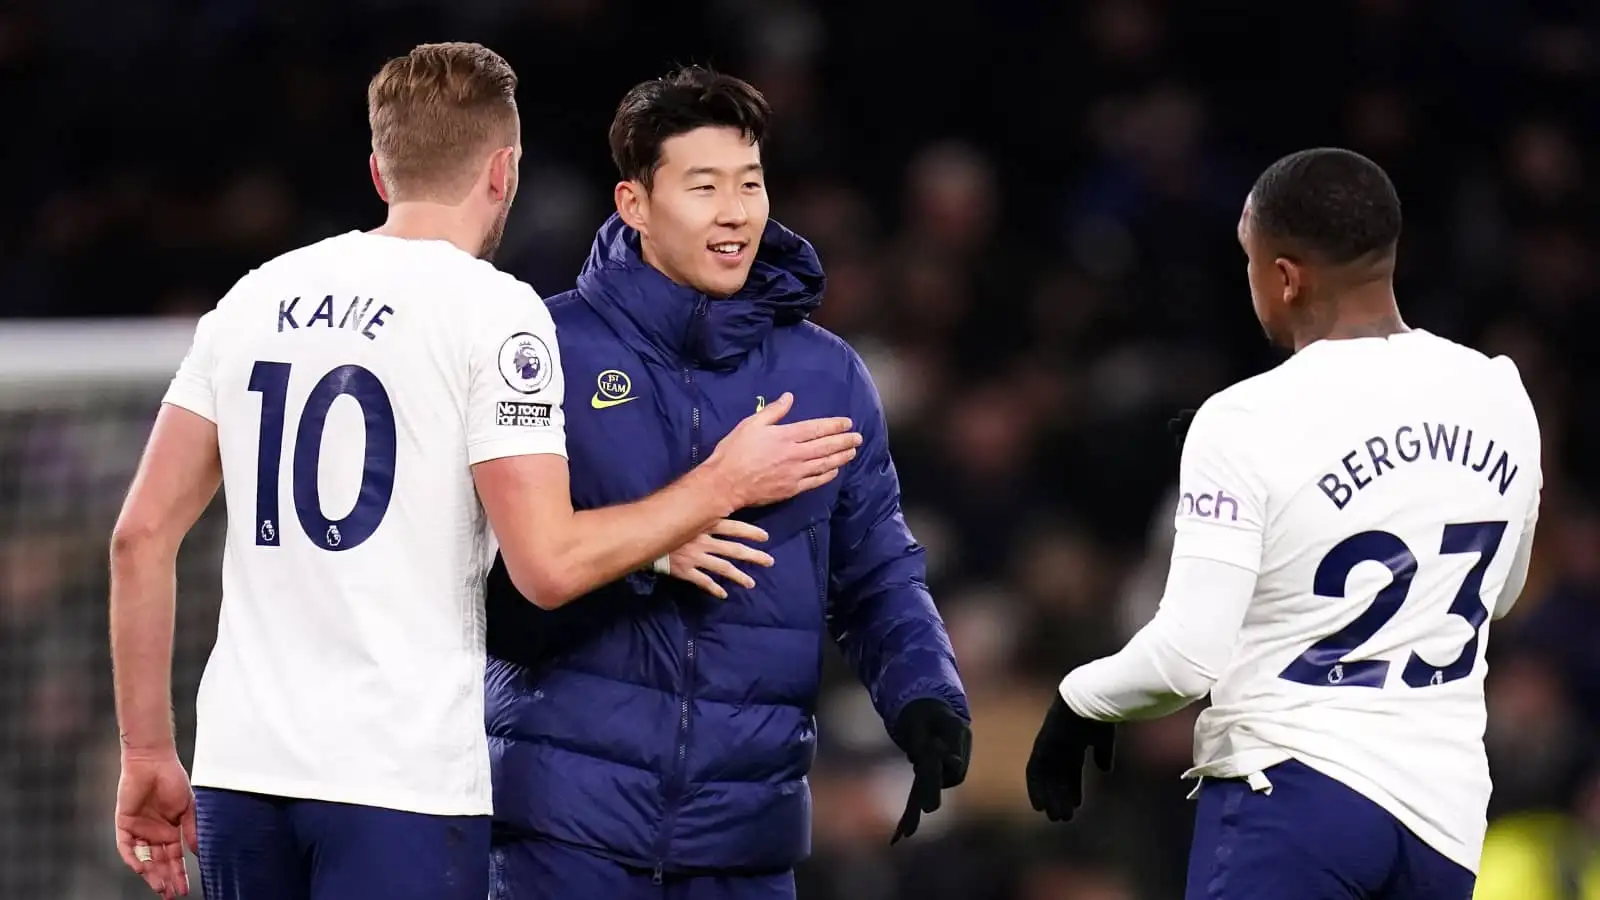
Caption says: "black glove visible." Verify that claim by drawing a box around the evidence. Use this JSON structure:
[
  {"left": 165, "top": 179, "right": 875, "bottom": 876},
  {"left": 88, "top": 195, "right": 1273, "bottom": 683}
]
[
  {"left": 1025, "top": 694, "right": 1115, "bottom": 823},
  {"left": 889, "top": 698, "right": 971, "bottom": 844},
  {"left": 1169, "top": 408, "right": 1197, "bottom": 450}
]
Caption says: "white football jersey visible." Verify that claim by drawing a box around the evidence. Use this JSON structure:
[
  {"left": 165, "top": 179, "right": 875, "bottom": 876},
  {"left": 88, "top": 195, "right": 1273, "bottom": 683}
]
[
  {"left": 1175, "top": 330, "right": 1541, "bottom": 873},
  {"left": 162, "top": 231, "right": 566, "bottom": 816}
]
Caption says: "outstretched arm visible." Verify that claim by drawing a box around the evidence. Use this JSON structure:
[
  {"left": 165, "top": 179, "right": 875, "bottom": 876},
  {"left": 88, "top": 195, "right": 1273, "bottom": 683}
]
[
  {"left": 1059, "top": 399, "right": 1265, "bottom": 722},
  {"left": 468, "top": 294, "right": 857, "bottom": 610},
  {"left": 1060, "top": 556, "right": 1255, "bottom": 720},
  {"left": 478, "top": 393, "right": 857, "bottom": 610}
]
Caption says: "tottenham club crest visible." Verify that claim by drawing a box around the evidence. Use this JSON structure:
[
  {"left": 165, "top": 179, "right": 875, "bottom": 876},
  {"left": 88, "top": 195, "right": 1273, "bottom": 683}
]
[{"left": 498, "top": 332, "right": 555, "bottom": 394}]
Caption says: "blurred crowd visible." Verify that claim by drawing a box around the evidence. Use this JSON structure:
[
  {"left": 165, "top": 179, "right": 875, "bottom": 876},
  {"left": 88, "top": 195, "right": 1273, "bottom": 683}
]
[{"left": 3, "top": 0, "right": 1599, "bottom": 898}]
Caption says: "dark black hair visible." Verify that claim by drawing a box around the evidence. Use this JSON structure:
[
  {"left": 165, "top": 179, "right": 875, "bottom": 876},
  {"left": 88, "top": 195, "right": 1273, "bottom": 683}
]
[
  {"left": 608, "top": 65, "right": 770, "bottom": 189},
  {"left": 1250, "top": 147, "right": 1402, "bottom": 265}
]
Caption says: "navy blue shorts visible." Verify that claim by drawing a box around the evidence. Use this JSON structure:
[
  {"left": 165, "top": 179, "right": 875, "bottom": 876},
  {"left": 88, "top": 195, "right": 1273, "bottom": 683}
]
[
  {"left": 489, "top": 833, "right": 795, "bottom": 900},
  {"left": 195, "top": 787, "right": 490, "bottom": 900},
  {"left": 1185, "top": 759, "right": 1476, "bottom": 900}
]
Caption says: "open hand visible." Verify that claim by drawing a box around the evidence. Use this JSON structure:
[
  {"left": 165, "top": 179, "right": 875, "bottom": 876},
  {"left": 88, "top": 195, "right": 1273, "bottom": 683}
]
[
  {"left": 115, "top": 751, "right": 198, "bottom": 898},
  {"left": 704, "top": 393, "right": 861, "bottom": 509},
  {"left": 669, "top": 519, "right": 775, "bottom": 599}
]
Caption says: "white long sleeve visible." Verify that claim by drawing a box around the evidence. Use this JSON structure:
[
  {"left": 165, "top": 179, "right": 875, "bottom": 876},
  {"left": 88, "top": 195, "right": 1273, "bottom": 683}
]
[
  {"left": 1059, "top": 555, "right": 1257, "bottom": 721},
  {"left": 1060, "top": 398, "right": 1268, "bottom": 723},
  {"left": 1048, "top": 338, "right": 1546, "bottom": 875}
]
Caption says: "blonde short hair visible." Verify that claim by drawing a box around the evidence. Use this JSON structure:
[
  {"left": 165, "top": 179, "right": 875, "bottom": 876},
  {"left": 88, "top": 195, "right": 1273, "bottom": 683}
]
[{"left": 367, "top": 42, "right": 518, "bottom": 203}]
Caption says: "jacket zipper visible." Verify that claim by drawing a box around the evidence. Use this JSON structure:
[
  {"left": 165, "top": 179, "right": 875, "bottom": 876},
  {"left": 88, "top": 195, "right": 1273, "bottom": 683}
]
[
  {"left": 807, "top": 526, "right": 827, "bottom": 711},
  {"left": 653, "top": 632, "right": 697, "bottom": 883},
  {"left": 807, "top": 525, "right": 826, "bottom": 609},
  {"left": 655, "top": 306, "right": 707, "bottom": 883},
  {"left": 685, "top": 298, "right": 706, "bottom": 464}
]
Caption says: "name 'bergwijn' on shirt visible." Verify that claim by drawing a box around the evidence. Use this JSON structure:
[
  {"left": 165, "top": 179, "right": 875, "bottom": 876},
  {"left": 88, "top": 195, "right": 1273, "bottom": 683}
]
[
  {"left": 278, "top": 295, "right": 394, "bottom": 340},
  {"left": 1318, "top": 422, "right": 1520, "bottom": 510}
]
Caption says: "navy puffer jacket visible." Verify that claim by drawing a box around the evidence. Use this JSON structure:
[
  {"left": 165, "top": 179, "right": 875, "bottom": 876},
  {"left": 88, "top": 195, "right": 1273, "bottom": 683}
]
[{"left": 484, "top": 215, "right": 967, "bottom": 875}]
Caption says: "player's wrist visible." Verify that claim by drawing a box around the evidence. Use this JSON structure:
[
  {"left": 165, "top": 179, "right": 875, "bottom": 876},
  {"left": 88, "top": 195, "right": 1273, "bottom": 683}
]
[
  {"left": 686, "top": 458, "right": 743, "bottom": 517},
  {"left": 118, "top": 732, "right": 179, "bottom": 760}
]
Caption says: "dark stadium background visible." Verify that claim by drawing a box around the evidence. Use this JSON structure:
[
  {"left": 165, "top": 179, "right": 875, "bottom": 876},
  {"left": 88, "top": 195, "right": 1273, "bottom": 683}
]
[{"left": 2, "top": 1, "right": 1597, "bottom": 897}]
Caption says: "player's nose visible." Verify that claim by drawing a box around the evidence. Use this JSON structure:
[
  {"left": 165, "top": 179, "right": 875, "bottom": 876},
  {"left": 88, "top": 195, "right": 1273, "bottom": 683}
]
[{"left": 715, "top": 196, "right": 750, "bottom": 226}]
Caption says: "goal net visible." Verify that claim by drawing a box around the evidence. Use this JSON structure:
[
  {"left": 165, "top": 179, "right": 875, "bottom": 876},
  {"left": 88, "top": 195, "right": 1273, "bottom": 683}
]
[{"left": 0, "top": 318, "right": 220, "bottom": 899}]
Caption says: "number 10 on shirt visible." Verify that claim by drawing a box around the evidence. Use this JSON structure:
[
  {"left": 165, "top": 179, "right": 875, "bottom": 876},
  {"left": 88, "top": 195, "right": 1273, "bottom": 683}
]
[{"left": 248, "top": 360, "right": 398, "bottom": 552}]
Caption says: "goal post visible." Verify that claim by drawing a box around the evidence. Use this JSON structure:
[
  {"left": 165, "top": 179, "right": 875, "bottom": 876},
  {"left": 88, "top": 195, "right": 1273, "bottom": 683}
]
[{"left": 0, "top": 317, "right": 220, "bottom": 898}]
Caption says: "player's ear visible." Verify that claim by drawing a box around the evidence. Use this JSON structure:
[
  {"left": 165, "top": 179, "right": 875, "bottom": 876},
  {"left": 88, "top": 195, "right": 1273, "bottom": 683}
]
[
  {"left": 1276, "top": 256, "right": 1303, "bottom": 304},
  {"left": 487, "top": 146, "right": 516, "bottom": 203},
  {"left": 614, "top": 180, "right": 649, "bottom": 237},
  {"left": 369, "top": 154, "right": 390, "bottom": 204}
]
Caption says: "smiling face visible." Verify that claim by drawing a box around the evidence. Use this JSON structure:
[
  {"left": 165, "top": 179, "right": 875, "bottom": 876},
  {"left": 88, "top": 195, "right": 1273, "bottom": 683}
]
[{"left": 615, "top": 125, "right": 769, "bottom": 298}]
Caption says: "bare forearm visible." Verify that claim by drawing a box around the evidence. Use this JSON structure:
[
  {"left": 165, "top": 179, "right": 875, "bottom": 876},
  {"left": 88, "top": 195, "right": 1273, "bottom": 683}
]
[
  {"left": 110, "top": 536, "right": 178, "bottom": 753},
  {"left": 105, "top": 403, "right": 221, "bottom": 753},
  {"left": 518, "top": 466, "right": 736, "bottom": 608}
]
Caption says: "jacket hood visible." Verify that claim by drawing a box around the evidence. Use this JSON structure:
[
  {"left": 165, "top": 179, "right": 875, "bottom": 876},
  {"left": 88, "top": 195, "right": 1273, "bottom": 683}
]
[{"left": 574, "top": 213, "right": 825, "bottom": 369}]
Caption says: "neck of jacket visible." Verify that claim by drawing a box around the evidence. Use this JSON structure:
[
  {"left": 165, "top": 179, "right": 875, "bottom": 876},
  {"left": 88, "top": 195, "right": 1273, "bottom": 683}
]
[{"left": 574, "top": 215, "right": 826, "bottom": 371}]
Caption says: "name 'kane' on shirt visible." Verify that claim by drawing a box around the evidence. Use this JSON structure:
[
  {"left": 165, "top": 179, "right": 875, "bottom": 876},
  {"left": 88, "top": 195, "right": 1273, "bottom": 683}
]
[{"left": 160, "top": 231, "right": 567, "bottom": 817}]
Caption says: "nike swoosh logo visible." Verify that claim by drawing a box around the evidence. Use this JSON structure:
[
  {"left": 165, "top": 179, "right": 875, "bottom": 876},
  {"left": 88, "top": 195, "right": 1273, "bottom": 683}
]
[{"left": 591, "top": 394, "right": 639, "bottom": 409}]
